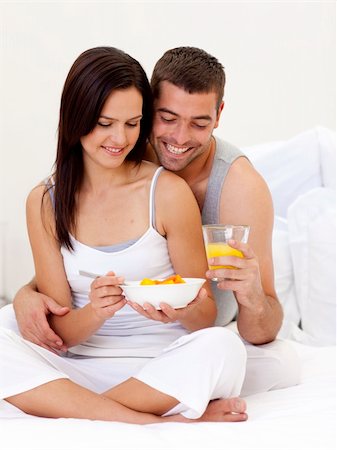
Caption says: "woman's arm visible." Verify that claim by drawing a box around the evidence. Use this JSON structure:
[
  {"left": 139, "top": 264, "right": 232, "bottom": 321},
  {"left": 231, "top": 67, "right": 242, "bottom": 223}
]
[
  {"left": 26, "top": 184, "right": 118, "bottom": 348},
  {"left": 154, "top": 170, "right": 217, "bottom": 330}
]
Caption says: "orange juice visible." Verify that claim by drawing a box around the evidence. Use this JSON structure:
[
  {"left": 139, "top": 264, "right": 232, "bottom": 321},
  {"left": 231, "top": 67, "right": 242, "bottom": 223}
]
[{"left": 206, "top": 243, "right": 244, "bottom": 269}]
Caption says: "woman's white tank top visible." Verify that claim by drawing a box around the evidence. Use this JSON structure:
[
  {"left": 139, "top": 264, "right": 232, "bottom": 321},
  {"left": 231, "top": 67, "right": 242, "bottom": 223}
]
[{"left": 60, "top": 167, "right": 187, "bottom": 357}]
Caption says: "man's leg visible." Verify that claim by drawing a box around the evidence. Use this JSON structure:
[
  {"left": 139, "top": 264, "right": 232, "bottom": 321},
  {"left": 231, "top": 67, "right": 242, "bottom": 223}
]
[
  {"left": 241, "top": 339, "right": 301, "bottom": 397},
  {"left": 0, "top": 304, "right": 19, "bottom": 332}
]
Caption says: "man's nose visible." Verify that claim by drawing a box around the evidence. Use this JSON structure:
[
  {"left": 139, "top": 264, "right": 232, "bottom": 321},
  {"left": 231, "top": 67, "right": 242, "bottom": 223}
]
[{"left": 171, "top": 122, "right": 191, "bottom": 145}]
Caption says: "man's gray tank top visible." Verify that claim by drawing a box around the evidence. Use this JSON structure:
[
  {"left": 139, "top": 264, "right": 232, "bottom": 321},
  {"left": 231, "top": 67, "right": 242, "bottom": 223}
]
[{"left": 202, "top": 136, "right": 246, "bottom": 326}]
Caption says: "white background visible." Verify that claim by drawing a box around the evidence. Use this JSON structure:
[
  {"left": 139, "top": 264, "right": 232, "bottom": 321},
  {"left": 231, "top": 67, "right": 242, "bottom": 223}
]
[{"left": 0, "top": 1, "right": 335, "bottom": 299}]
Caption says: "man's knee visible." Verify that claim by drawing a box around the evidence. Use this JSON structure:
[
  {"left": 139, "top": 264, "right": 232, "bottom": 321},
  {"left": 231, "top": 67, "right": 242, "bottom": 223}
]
[
  {"left": 242, "top": 339, "right": 301, "bottom": 396},
  {"left": 0, "top": 304, "right": 18, "bottom": 332},
  {"left": 266, "top": 339, "right": 301, "bottom": 388}
]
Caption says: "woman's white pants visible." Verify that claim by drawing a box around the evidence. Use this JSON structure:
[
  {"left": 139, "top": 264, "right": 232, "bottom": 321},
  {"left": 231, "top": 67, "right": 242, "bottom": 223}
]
[{"left": 0, "top": 305, "right": 247, "bottom": 419}]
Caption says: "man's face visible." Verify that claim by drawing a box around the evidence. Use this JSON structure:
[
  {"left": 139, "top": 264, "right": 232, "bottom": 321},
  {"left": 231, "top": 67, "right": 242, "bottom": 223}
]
[{"left": 150, "top": 81, "right": 223, "bottom": 172}]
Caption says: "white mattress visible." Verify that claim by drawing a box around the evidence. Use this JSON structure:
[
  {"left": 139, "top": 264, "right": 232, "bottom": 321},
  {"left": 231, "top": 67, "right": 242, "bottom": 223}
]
[{"left": 1, "top": 341, "right": 335, "bottom": 450}]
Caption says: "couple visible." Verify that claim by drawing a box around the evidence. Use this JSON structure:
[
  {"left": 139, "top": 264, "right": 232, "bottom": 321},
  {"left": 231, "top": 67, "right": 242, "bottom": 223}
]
[{"left": 0, "top": 46, "right": 300, "bottom": 423}]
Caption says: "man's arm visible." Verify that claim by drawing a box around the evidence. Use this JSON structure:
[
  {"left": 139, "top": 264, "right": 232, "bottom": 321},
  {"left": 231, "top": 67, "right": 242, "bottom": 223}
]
[
  {"left": 13, "top": 278, "right": 70, "bottom": 352},
  {"left": 207, "top": 156, "right": 283, "bottom": 344}
]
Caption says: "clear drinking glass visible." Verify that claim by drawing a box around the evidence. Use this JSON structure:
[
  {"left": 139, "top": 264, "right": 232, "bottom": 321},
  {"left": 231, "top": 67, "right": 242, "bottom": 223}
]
[{"left": 202, "top": 224, "right": 250, "bottom": 281}]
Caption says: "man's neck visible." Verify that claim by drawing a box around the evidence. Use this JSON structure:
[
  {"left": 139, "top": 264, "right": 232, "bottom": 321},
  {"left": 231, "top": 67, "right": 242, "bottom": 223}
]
[
  {"left": 145, "top": 143, "right": 159, "bottom": 164},
  {"left": 145, "top": 137, "right": 216, "bottom": 212},
  {"left": 145, "top": 137, "right": 216, "bottom": 186},
  {"left": 175, "top": 137, "right": 215, "bottom": 186}
]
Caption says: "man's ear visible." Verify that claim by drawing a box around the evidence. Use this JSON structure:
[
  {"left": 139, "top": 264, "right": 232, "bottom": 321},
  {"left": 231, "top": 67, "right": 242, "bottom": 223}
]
[{"left": 214, "top": 101, "right": 224, "bottom": 129}]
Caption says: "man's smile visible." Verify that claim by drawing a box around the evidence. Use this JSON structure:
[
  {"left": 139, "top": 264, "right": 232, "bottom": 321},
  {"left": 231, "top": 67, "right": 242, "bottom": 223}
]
[{"left": 161, "top": 141, "right": 197, "bottom": 157}]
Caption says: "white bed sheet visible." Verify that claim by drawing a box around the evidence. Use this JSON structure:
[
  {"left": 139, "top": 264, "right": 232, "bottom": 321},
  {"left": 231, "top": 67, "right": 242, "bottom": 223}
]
[{"left": 0, "top": 340, "right": 335, "bottom": 450}]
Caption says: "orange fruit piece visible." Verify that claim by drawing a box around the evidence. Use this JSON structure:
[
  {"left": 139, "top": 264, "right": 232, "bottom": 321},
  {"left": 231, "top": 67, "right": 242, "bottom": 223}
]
[
  {"left": 140, "top": 274, "right": 186, "bottom": 285},
  {"left": 140, "top": 278, "right": 157, "bottom": 285}
]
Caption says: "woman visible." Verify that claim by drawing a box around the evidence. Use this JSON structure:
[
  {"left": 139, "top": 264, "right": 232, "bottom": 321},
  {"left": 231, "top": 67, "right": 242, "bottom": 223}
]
[{"left": 0, "top": 47, "right": 247, "bottom": 423}]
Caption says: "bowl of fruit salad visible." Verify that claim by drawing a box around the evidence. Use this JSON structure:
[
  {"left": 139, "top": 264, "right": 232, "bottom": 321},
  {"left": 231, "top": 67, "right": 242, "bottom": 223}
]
[{"left": 121, "top": 275, "right": 206, "bottom": 310}]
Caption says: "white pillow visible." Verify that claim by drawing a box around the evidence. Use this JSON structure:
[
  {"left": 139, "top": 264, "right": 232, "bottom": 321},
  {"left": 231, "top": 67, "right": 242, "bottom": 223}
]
[
  {"left": 287, "top": 187, "right": 336, "bottom": 346},
  {"left": 272, "top": 217, "right": 301, "bottom": 339},
  {"left": 317, "top": 126, "right": 336, "bottom": 190},
  {"left": 243, "top": 128, "right": 324, "bottom": 218}
]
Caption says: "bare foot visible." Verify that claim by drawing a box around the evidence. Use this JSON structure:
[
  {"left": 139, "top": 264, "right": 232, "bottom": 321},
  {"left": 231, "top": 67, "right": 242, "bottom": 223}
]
[{"left": 197, "top": 397, "right": 248, "bottom": 422}]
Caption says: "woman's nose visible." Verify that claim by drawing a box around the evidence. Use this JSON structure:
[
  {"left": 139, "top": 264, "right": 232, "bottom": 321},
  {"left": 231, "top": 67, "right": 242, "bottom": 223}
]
[{"left": 109, "top": 124, "right": 127, "bottom": 146}]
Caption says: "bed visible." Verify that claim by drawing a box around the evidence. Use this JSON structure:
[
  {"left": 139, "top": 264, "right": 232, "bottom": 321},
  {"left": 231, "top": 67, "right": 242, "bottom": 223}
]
[{"left": 0, "top": 127, "right": 335, "bottom": 450}]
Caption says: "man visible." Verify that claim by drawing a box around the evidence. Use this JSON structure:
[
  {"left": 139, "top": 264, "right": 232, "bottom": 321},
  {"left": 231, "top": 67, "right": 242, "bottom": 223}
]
[{"left": 8, "top": 47, "right": 300, "bottom": 396}]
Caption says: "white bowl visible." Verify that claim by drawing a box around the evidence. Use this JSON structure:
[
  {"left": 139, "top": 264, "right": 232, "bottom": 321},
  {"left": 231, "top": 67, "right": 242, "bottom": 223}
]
[{"left": 121, "top": 278, "right": 206, "bottom": 310}]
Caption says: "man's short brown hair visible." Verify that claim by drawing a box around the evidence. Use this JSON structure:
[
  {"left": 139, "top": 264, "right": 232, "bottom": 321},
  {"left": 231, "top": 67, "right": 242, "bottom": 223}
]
[{"left": 151, "top": 47, "right": 225, "bottom": 109}]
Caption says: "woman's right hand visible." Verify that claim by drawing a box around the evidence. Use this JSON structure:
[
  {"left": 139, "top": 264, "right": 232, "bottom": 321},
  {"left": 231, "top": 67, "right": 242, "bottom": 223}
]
[
  {"left": 13, "top": 284, "right": 70, "bottom": 353},
  {"left": 89, "top": 271, "right": 127, "bottom": 320}
]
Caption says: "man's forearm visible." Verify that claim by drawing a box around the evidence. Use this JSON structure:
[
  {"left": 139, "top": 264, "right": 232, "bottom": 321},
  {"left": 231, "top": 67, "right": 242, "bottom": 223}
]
[
  {"left": 13, "top": 278, "right": 38, "bottom": 307},
  {"left": 236, "top": 295, "right": 283, "bottom": 344}
]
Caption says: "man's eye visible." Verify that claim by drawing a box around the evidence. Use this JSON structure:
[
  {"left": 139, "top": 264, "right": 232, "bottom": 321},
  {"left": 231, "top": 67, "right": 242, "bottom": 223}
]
[
  {"left": 161, "top": 116, "right": 175, "bottom": 123},
  {"left": 194, "top": 124, "right": 207, "bottom": 129}
]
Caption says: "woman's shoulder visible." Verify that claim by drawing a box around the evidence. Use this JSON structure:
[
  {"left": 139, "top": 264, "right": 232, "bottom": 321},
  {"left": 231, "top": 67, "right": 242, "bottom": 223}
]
[
  {"left": 26, "top": 178, "right": 54, "bottom": 215},
  {"left": 156, "top": 167, "right": 190, "bottom": 192},
  {"left": 138, "top": 160, "right": 183, "bottom": 182},
  {"left": 137, "top": 161, "right": 192, "bottom": 197}
]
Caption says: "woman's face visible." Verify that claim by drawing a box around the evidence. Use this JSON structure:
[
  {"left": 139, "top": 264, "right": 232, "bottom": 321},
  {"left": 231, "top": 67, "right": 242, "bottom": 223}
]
[{"left": 80, "top": 86, "right": 143, "bottom": 170}]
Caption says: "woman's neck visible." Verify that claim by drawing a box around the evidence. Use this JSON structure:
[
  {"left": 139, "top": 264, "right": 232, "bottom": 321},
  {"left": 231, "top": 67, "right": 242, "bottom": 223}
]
[{"left": 82, "top": 159, "right": 136, "bottom": 195}]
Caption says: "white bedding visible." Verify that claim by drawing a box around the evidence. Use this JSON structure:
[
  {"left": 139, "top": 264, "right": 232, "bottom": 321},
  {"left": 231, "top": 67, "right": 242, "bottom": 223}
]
[
  {"left": 1, "top": 341, "right": 335, "bottom": 450},
  {"left": 1, "top": 127, "right": 335, "bottom": 449}
]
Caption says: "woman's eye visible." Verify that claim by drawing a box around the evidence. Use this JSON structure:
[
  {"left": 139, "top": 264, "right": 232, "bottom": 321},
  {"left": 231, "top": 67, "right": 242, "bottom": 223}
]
[
  {"left": 126, "top": 123, "right": 138, "bottom": 128},
  {"left": 97, "top": 122, "right": 111, "bottom": 127}
]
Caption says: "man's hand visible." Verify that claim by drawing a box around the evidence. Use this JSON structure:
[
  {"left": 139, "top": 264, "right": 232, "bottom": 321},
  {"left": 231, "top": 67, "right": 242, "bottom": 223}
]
[
  {"left": 206, "top": 240, "right": 265, "bottom": 311},
  {"left": 14, "top": 290, "right": 70, "bottom": 353}
]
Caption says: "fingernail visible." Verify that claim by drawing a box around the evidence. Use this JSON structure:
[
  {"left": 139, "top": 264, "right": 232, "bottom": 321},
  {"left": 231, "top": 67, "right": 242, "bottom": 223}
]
[{"left": 235, "top": 399, "right": 242, "bottom": 408}]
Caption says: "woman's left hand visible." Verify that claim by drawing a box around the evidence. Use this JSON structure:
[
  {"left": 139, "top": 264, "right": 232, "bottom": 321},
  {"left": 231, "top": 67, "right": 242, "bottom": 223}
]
[{"left": 127, "top": 287, "right": 208, "bottom": 323}]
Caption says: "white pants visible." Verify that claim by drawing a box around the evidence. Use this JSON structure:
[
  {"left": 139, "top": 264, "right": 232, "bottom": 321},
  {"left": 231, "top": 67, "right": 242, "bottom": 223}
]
[
  {"left": 224, "top": 321, "right": 301, "bottom": 397},
  {"left": 0, "top": 305, "right": 246, "bottom": 419},
  {"left": 0, "top": 304, "right": 300, "bottom": 417}
]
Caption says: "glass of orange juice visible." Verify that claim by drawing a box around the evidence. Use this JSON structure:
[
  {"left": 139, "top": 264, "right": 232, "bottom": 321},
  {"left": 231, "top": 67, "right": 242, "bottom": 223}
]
[{"left": 202, "top": 224, "right": 250, "bottom": 281}]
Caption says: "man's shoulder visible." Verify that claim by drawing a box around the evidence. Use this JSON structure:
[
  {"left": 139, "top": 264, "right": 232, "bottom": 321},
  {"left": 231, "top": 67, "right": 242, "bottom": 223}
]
[{"left": 213, "top": 135, "right": 245, "bottom": 164}]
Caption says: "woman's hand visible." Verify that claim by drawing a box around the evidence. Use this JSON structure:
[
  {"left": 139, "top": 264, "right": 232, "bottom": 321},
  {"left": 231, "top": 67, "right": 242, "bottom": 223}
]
[
  {"left": 89, "top": 271, "right": 127, "bottom": 320},
  {"left": 127, "top": 287, "right": 208, "bottom": 324}
]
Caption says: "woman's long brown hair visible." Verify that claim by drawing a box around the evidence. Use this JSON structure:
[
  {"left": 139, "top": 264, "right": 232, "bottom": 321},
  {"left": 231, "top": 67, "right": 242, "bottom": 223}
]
[{"left": 46, "top": 47, "right": 153, "bottom": 250}]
